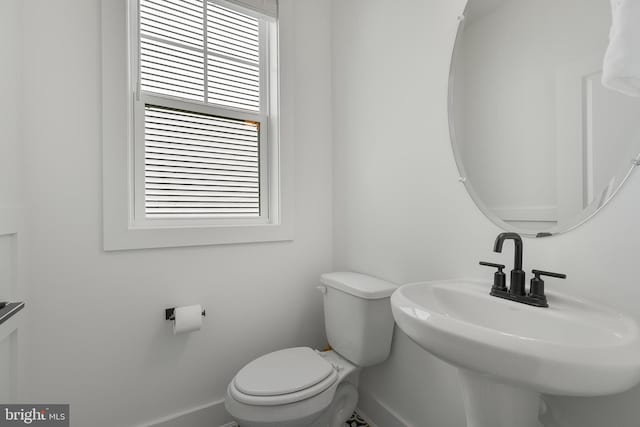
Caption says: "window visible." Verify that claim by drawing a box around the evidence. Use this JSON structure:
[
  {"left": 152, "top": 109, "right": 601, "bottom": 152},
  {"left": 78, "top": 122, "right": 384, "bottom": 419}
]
[
  {"left": 101, "top": 0, "right": 293, "bottom": 250},
  {"left": 134, "top": 0, "right": 273, "bottom": 225}
]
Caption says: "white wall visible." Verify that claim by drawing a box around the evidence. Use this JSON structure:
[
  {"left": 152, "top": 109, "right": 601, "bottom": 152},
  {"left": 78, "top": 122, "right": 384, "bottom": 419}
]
[
  {"left": 0, "top": 0, "right": 23, "bottom": 216},
  {"left": 332, "top": 0, "right": 640, "bottom": 426},
  {"left": 18, "top": 0, "right": 333, "bottom": 426},
  {"left": 0, "top": 0, "right": 25, "bottom": 405}
]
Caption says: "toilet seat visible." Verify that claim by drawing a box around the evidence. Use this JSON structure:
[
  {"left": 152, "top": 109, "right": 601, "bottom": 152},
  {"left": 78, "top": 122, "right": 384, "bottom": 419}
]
[{"left": 230, "top": 347, "right": 339, "bottom": 406}]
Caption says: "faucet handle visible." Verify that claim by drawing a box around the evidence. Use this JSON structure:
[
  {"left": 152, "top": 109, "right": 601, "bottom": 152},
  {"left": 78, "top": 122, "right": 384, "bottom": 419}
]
[
  {"left": 479, "top": 261, "right": 505, "bottom": 271},
  {"left": 532, "top": 269, "right": 566, "bottom": 280},
  {"left": 529, "top": 269, "right": 566, "bottom": 306},
  {"left": 480, "top": 261, "right": 507, "bottom": 292}
]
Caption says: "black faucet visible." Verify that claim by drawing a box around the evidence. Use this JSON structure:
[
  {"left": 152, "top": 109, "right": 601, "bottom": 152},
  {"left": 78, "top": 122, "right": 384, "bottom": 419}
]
[
  {"left": 480, "top": 232, "right": 566, "bottom": 307},
  {"left": 493, "top": 232, "right": 526, "bottom": 296}
]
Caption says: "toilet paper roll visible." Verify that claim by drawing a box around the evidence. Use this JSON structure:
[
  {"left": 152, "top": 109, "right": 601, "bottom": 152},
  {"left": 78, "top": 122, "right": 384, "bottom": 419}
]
[{"left": 172, "top": 304, "right": 203, "bottom": 335}]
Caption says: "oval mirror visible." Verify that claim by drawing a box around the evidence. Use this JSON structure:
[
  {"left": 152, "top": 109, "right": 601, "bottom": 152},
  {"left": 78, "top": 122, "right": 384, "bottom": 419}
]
[{"left": 449, "top": 0, "right": 640, "bottom": 237}]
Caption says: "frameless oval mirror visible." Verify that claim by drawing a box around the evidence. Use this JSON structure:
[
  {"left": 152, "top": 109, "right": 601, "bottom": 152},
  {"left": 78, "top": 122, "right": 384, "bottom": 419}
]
[{"left": 449, "top": 0, "right": 640, "bottom": 237}]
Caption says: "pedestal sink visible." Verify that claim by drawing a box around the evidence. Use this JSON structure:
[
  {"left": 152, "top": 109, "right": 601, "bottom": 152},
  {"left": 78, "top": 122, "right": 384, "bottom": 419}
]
[{"left": 391, "top": 279, "right": 640, "bottom": 427}]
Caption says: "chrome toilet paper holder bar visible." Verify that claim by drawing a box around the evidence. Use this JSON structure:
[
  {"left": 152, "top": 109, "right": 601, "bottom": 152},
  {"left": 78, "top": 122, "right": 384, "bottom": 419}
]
[{"left": 165, "top": 307, "right": 206, "bottom": 321}]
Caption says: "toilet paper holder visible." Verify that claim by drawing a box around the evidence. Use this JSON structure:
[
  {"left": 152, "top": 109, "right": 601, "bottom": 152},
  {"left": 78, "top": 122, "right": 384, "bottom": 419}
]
[{"left": 165, "top": 307, "right": 206, "bottom": 321}]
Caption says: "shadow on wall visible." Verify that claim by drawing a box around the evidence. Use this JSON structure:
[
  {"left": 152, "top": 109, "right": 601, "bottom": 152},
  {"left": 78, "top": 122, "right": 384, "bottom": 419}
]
[{"left": 544, "top": 384, "right": 640, "bottom": 427}]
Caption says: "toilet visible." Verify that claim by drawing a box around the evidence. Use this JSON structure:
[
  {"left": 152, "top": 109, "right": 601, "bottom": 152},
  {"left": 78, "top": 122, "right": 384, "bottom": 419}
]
[{"left": 225, "top": 272, "right": 397, "bottom": 427}]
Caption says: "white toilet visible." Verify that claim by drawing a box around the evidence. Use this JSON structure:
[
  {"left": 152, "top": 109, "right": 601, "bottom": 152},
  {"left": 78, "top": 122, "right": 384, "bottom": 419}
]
[{"left": 225, "top": 272, "right": 397, "bottom": 427}]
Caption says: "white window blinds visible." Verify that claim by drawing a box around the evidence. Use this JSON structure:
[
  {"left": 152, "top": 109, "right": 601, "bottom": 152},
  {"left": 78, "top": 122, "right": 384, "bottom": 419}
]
[
  {"left": 144, "top": 105, "right": 260, "bottom": 218},
  {"left": 138, "top": 0, "right": 272, "bottom": 220},
  {"left": 140, "top": 0, "right": 262, "bottom": 110},
  {"left": 207, "top": 3, "right": 261, "bottom": 110},
  {"left": 140, "top": 0, "right": 206, "bottom": 101}
]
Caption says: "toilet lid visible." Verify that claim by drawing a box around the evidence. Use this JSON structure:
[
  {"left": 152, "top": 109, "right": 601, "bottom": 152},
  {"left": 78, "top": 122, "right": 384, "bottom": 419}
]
[{"left": 234, "top": 347, "right": 335, "bottom": 397}]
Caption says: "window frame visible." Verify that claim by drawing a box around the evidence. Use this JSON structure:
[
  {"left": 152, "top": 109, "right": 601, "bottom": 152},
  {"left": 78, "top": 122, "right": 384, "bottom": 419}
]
[
  {"left": 101, "top": 0, "right": 294, "bottom": 250},
  {"left": 133, "top": 0, "right": 272, "bottom": 227}
]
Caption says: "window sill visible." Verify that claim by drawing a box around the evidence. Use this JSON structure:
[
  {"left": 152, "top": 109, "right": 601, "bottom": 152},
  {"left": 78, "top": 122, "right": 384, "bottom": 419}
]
[{"left": 103, "top": 222, "right": 293, "bottom": 251}]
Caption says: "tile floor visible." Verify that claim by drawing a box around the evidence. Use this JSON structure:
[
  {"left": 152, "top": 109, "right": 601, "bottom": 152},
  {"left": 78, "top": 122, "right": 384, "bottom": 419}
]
[{"left": 345, "top": 411, "right": 370, "bottom": 427}]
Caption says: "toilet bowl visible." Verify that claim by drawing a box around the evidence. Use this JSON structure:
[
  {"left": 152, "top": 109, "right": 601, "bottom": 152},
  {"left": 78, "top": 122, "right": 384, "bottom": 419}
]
[
  {"left": 225, "top": 348, "right": 358, "bottom": 427},
  {"left": 225, "top": 272, "right": 397, "bottom": 427}
]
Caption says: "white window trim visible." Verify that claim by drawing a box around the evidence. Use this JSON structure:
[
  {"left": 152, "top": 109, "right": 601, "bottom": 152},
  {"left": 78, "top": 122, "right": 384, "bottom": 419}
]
[{"left": 101, "top": 0, "right": 294, "bottom": 250}]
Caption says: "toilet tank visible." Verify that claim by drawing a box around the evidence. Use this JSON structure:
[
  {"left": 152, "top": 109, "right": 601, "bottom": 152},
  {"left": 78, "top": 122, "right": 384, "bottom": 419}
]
[{"left": 319, "top": 272, "right": 397, "bottom": 367}]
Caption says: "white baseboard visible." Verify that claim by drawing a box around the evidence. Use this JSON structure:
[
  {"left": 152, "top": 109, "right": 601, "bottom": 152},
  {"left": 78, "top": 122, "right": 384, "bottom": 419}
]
[
  {"left": 142, "top": 398, "right": 234, "bottom": 427},
  {"left": 357, "top": 388, "right": 413, "bottom": 427},
  {"left": 141, "top": 389, "right": 408, "bottom": 427}
]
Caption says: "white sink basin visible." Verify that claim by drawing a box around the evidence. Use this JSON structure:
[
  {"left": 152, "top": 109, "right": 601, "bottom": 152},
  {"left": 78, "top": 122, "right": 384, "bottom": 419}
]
[{"left": 391, "top": 279, "right": 640, "bottom": 427}]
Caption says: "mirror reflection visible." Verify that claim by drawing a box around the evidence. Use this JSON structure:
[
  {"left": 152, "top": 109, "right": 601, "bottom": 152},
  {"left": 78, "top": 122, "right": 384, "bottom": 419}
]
[{"left": 450, "top": 0, "right": 640, "bottom": 236}]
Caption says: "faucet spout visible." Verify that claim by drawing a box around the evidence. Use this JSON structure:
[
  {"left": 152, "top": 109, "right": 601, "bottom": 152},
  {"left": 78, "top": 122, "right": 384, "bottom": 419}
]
[
  {"left": 493, "top": 232, "right": 523, "bottom": 270},
  {"left": 492, "top": 232, "right": 525, "bottom": 296}
]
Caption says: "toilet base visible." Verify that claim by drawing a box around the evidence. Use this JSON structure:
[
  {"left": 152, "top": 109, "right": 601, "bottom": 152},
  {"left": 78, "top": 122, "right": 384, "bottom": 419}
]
[{"left": 310, "top": 382, "right": 358, "bottom": 427}]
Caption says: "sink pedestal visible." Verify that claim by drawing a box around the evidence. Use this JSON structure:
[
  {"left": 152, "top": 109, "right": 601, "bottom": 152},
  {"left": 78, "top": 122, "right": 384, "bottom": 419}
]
[{"left": 458, "top": 369, "right": 541, "bottom": 427}]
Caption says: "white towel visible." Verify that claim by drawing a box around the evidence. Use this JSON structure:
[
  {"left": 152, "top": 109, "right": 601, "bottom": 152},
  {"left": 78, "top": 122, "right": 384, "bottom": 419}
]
[{"left": 602, "top": 0, "right": 640, "bottom": 97}]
